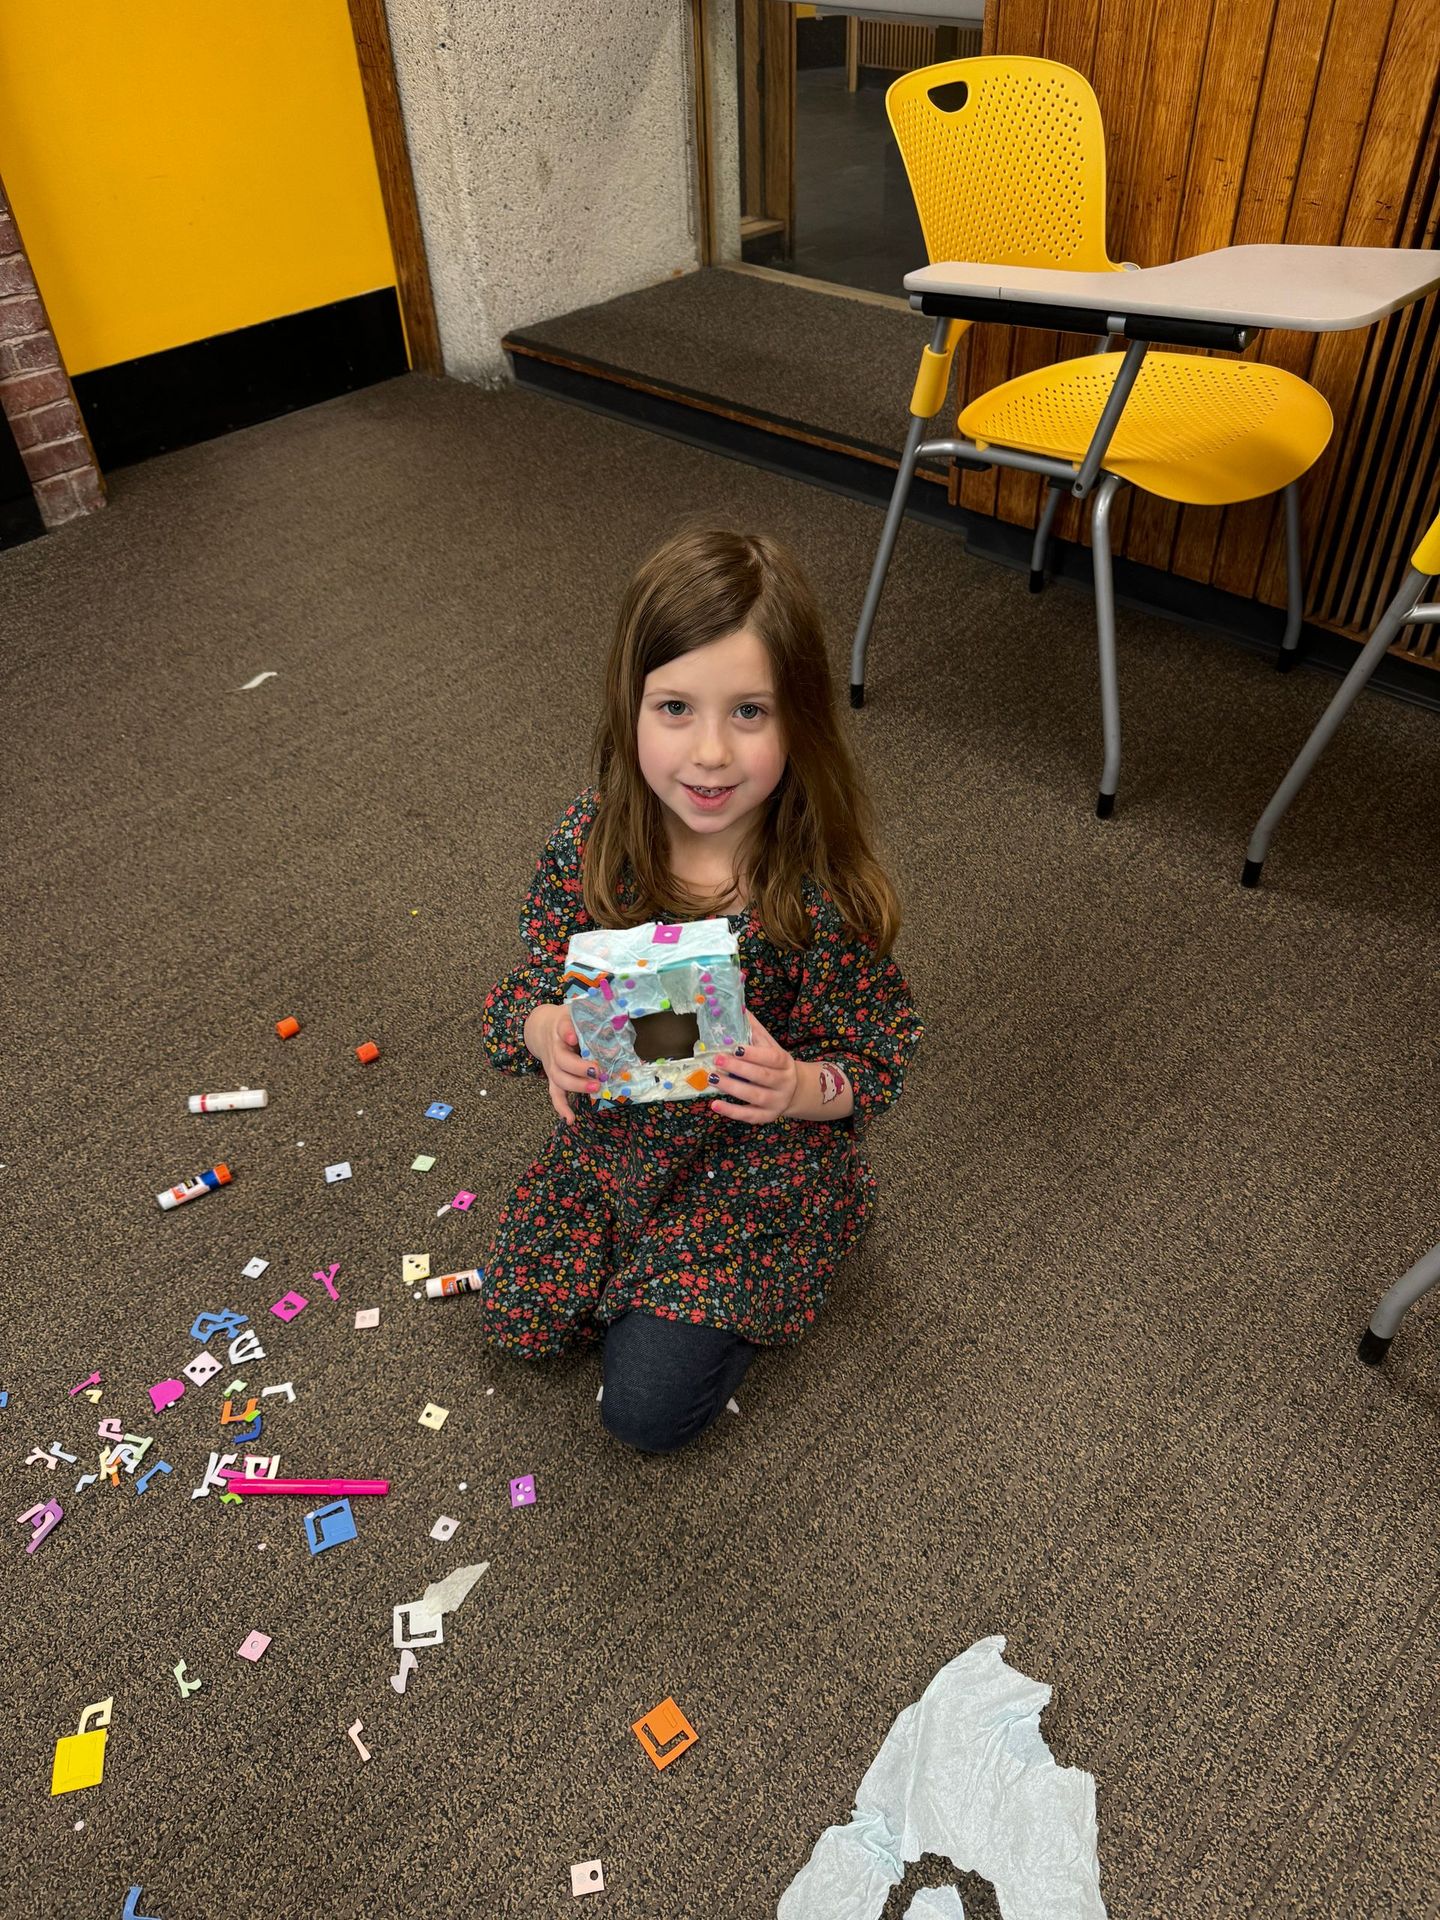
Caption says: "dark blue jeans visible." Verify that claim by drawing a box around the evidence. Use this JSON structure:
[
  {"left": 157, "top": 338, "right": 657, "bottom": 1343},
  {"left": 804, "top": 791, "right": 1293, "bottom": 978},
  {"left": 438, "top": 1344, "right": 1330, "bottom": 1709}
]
[{"left": 600, "top": 1310, "right": 758, "bottom": 1454}]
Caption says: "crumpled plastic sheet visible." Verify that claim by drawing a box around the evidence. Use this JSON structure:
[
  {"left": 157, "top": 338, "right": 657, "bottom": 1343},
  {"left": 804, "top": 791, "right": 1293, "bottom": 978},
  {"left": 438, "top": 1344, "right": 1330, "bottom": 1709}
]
[
  {"left": 778, "top": 1636, "right": 1106, "bottom": 1920},
  {"left": 392, "top": 1560, "right": 489, "bottom": 1648}
]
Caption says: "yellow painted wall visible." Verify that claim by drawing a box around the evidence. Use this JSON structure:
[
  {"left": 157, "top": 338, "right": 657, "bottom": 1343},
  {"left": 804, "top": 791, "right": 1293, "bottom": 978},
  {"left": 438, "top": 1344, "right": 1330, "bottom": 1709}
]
[{"left": 0, "top": 0, "right": 398, "bottom": 374}]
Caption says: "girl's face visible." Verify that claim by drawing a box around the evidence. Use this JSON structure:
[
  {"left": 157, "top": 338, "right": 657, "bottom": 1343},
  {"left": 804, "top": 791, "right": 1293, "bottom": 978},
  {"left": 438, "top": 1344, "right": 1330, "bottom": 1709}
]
[{"left": 636, "top": 626, "right": 787, "bottom": 861}]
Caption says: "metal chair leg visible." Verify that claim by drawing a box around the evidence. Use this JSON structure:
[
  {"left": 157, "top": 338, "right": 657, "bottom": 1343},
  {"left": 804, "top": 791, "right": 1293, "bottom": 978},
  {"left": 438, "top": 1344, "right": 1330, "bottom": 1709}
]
[
  {"left": 1358, "top": 1236, "right": 1440, "bottom": 1365},
  {"left": 851, "top": 411, "right": 929, "bottom": 709},
  {"left": 1276, "top": 481, "right": 1304, "bottom": 672},
  {"left": 1241, "top": 566, "right": 1430, "bottom": 886},
  {"left": 1029, "top": 481, "right": 1064, "bottom": 593},
  {"left": 1090, "top": 474, "right": 1125, "bottom": 817}
]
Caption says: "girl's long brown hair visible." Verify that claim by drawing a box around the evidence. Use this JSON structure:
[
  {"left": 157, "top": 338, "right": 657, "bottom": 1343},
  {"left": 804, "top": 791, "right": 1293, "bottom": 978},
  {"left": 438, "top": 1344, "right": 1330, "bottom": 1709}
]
[{"left": 585, "top": 526, "right": 903, "bottom": 955}]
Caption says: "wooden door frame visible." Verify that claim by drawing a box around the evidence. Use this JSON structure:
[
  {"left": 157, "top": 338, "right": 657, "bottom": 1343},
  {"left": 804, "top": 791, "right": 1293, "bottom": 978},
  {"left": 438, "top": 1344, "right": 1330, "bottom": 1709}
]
[
  {"left": 728, "top": 0, "right": 796, "bottom": 255},
  {"left": 347, "top": 0, "right": 443, "bottom": 374},
  {"left": 691, "top": 0, "right": 718, "bottom": 263}
]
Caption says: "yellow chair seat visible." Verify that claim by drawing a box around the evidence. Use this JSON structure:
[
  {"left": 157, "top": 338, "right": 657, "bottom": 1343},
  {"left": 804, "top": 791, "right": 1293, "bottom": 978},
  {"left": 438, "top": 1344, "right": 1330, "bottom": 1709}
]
[{"left": 959, "top": 351, "right": 1333, "bottom": 506}]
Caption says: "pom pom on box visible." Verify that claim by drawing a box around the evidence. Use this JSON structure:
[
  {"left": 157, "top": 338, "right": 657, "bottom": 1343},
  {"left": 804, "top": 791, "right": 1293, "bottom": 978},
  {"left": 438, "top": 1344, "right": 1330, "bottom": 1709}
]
[{"left": 561, "top": 918, "right": 750, "bottom": 1107}]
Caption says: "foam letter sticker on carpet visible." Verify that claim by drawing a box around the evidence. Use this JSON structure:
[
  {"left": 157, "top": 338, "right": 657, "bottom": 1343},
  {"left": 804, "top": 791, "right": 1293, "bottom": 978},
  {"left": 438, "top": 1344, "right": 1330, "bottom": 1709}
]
[{"left": 777, "top": 1636, "right": 1106, "bottom": 1920}]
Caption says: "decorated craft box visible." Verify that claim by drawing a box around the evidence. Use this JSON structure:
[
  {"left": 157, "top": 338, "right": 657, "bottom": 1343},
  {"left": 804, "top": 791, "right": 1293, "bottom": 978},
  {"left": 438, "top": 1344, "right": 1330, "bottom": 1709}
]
[{"left": 561, "top": 918, "right": 750, "bottom": 1107}]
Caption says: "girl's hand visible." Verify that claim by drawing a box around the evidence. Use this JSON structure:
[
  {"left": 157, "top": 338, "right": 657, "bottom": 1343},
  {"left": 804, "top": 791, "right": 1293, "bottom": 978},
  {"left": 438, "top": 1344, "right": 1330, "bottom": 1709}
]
[
  {"left": 524, "top": 1003, "right": 595, "bottom": 1128},
  {"left": 708, "top": 1013, "right": 799, "bottom": 1125}
]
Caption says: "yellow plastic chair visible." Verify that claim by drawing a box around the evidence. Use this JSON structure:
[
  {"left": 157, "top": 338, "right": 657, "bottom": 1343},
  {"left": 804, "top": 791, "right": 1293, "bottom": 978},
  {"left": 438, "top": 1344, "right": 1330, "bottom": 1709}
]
[
  {"left": 1241, "top": 508, "right": 1440, "bottom": 886},
  {"left": 851, "top": 57, "right": 1334, "bottom": 815}
]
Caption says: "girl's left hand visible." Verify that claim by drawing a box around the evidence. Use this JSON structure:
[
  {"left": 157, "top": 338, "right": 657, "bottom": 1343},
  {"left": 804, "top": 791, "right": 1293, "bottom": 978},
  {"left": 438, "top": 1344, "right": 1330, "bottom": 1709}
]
[{"left": 708, "top": 1013, "right": 799, "bottom": 1125}]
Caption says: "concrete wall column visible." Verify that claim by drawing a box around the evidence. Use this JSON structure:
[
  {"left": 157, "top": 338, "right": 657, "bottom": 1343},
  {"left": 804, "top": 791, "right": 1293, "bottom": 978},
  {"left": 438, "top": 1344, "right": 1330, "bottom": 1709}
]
[{"left": 384, "top": 0, "right": 703, "bottom": 384}]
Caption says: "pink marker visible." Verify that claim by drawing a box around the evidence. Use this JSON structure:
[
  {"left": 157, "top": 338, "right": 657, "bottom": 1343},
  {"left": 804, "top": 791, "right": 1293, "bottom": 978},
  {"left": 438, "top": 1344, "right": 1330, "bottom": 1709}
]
[{"left": 219, "top": 1475, "right": 388, "bottom": 1497}]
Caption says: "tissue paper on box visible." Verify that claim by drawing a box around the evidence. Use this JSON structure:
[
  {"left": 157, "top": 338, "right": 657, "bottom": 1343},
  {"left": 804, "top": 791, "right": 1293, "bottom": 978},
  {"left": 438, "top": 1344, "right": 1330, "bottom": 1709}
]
[{"left": 561, "top": 918, "right": 750, "bottom": 1107}]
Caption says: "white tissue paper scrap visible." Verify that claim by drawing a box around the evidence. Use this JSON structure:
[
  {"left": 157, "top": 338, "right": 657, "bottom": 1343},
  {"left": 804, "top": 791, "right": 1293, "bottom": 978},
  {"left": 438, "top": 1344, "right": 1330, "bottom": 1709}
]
[
  {"left": 778, "top": 1636, "right": 1106, "bottom": 1920},
  {"left": 904, "top": 1890, "right": 967, "bottom": 1920}
]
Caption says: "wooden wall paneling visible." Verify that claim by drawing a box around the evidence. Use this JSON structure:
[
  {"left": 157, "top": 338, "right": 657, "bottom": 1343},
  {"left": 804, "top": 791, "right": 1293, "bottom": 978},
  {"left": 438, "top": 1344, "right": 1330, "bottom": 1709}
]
[
  {"left": 1169, "top": 0, "right": 1316, "bottom": 587},
  {"left": 1283, "top": 6, "right": 1440, "bottom": 624},
  {"left": 1211, "top": 0, "right": 1400, "bottom": 603},
  {"left": 1107, "top": 0, "right": 1219, "bottom": 577},
  {"left": 1381, "top": 302, "right": 1440, "bottom": 662},
  {"left": 1042, "top": 0, "right": 1100, "bottom": 75},
  {"left": 1258, "top": 9, "right": 1433, "bottom": 627},
  {"left": 1230, "top": 0, "right": 1335, "bottom": 247},
  {"left": 1315, "top": 295, "right": 1439, "bottom": 637},
  {"left": 1329, "top": 80, "right": 1440, "bottom": 632},
  {"left": 1293, "top": 0, "right": 1439, "bottom": 606}
]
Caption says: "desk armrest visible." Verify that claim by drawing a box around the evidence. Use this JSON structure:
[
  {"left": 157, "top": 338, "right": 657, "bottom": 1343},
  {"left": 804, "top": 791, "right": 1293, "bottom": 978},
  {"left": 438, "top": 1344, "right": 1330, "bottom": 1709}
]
[{"left": 912, "top": 289, "right": 1251, "bottom": 352}]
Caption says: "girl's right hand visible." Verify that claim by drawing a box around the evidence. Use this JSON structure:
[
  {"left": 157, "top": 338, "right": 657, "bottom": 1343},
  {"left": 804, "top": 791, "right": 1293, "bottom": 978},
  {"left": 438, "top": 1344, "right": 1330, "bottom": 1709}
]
[{"left": 524, "top": 1003, "right": 594, "bottom": 1127}]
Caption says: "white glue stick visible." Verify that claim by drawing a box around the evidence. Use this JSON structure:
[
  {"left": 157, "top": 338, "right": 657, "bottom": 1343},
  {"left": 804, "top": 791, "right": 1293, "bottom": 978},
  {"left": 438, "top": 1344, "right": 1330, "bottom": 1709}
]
[
  {"left": 157, "top": 1163, "right": 233, "bottom": 1210},
  {"left": 425, "top": 1268, "right": 484, "bottom": 1300},
  {"left": 187, "top": 1089, "right": 269, "bottom": 1113}
]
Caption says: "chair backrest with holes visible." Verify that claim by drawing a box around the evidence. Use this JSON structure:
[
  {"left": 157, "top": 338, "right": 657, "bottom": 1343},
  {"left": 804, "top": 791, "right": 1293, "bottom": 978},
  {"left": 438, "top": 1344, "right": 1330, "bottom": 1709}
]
[{"left": 887, "top": 57, "right": 1117, "bottom": 275}]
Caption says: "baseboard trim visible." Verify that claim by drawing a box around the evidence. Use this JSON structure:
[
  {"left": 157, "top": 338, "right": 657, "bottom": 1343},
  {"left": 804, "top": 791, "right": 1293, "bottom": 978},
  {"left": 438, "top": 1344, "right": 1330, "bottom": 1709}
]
[{"left": 74, "top": 288, "right": 407, "bottom": 471}]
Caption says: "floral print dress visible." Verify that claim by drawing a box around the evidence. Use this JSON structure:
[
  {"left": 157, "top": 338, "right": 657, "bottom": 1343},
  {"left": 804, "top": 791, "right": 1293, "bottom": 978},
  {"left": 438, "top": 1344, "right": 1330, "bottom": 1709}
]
[{"left": 478, "top": 791, "right": 924, "bottom": 1354}]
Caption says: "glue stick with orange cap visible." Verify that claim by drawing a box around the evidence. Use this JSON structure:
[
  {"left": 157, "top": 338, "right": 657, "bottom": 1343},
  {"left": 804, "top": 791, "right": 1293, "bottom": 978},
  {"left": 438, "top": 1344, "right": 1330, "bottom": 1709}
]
[
  {"left": 424, "top": 1268, "right": 484, "bottom": 1300},
  {"left": 156, "top": 1163, "right": 233, "bottom": 1210}
]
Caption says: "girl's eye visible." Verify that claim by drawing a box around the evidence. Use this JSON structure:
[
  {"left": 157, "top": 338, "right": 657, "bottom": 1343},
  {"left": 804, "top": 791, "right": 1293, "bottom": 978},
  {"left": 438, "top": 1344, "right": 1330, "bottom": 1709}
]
[
  {"left": 736, "top": 703, "right": 766, "bottom": 721},
  {"left": 661, "top": 700, "right": 688, "bottom": 717}
]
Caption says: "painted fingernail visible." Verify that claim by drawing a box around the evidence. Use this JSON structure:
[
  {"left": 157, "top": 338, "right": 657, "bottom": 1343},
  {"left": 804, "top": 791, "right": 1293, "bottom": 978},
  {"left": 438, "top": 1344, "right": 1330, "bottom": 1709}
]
[
  {"left": 586, "top": 1068, "right": 596, "bottom": 1078},
  {"left": 736, "top": 1047, "right": 746, "bottom": 1055},
  {"left": 707, "top": 1074, "right": 719, "bottom": 1085}
]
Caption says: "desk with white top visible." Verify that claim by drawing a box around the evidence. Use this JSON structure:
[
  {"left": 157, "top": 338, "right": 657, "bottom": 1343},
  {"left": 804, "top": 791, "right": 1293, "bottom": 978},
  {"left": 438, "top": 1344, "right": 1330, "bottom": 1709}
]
[{"left": 902, "top": 244, "right": 1440, "bottom": 345}]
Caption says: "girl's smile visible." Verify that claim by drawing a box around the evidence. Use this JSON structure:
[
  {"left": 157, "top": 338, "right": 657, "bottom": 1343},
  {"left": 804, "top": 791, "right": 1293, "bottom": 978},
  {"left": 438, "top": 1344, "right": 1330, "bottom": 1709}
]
[{"left": 682, "top": 782, "right": 739, "bottom": 810}]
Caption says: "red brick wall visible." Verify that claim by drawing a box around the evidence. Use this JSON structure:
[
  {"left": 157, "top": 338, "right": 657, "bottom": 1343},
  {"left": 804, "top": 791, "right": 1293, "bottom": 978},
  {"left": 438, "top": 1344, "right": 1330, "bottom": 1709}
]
[{"left": 0, "top": 179, "right": 104, "bottom": 529}]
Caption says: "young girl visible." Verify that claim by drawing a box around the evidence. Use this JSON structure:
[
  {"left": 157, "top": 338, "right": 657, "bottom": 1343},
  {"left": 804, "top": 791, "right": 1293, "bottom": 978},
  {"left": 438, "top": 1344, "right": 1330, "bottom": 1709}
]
[{"left": 479, "top": 526, "right": 923, "bottom": 1453}]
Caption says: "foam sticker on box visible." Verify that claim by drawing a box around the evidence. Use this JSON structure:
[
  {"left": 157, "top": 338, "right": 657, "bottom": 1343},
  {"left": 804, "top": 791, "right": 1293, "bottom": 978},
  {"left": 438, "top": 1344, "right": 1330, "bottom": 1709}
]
[{"left": 561, "top": 917, "right": 749, "bottom": 1107}]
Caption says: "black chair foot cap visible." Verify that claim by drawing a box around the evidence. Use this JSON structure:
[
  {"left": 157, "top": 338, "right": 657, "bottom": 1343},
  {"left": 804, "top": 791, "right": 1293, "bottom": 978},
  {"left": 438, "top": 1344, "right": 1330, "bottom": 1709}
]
[
  {"left": 1241, "top": 858, "right": 1263, "bottom": 888},
  {"left": 1357, "top": 1327, "right": 1392, "bottom": 1367},
  {"left": 1028, "top": 568, "right": 1045, "bottom": 593},
  {"left": 1276, "top": 649, "right": 1296, "bottom": 673},
  {"left": 1095, "top": 791, "right": 1115, "bottom": 820},
  {"left": 849, "top": 683, "right": 865, "bottom": 709}
]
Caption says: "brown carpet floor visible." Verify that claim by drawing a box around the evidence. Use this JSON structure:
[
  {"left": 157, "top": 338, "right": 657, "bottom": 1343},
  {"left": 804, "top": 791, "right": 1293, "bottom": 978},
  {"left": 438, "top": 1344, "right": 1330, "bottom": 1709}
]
[{"left": 3, "top": 372, "right": 1440, "bottom": 1920}]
